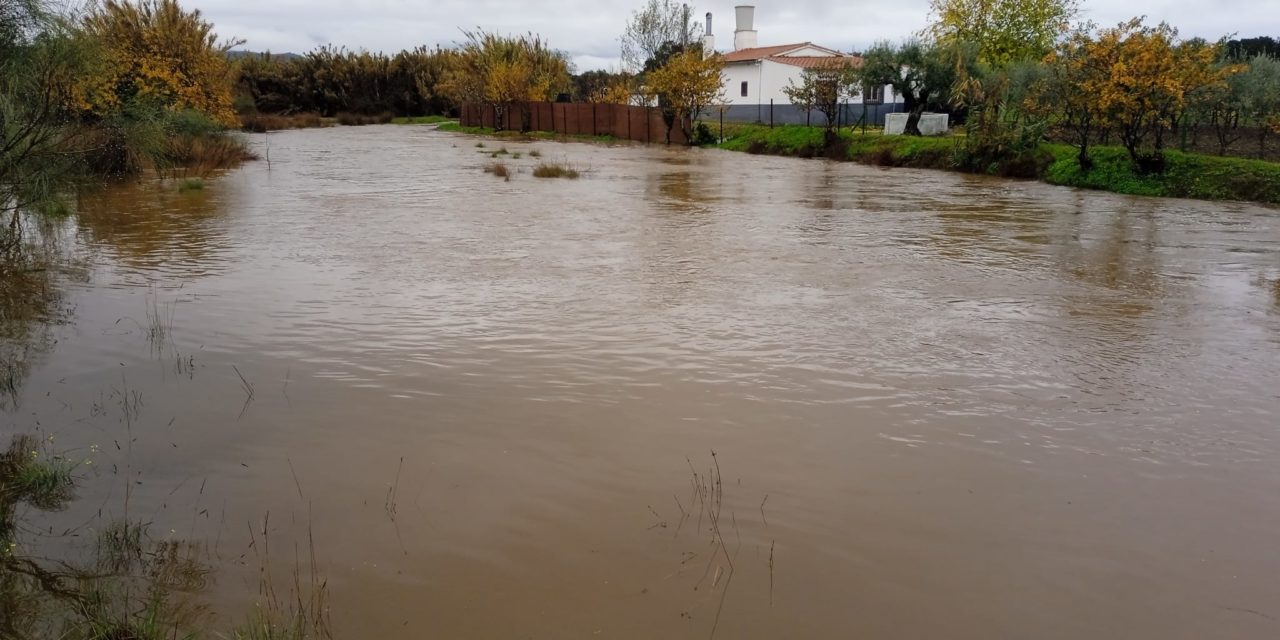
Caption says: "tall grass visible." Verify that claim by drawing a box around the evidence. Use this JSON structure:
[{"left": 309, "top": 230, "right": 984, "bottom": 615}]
[
  {"left": 240, "top": 113, "right": 331, "bottom": 132},
  {"left": 78, "top": 105, "right": 256, "bottom": 179},
  {"left": 1, "top": 434, "right": 334, "bottom": 640},
  {"left": 484, "top": 161, "right": 511, "bottom": 180},
  {"left": 163, "top": 133, "right": 257, "bottom": 178},
  {"left": 532, "top": 162, "right": 580, "bottom": 179},
  {"left": 335, "top": 112, "right": 393, "bottom": 126}
]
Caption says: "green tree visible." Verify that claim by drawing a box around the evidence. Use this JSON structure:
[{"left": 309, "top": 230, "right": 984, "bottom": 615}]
[
  {"left": 1, "top": 0, "right": 87, "bottom": 246},
  {"left": 782, "top": 64, "right": 858, "bottom": 137},
  {"left": 1237, "top": 55, "right": 1280, "bottom": 155},
  {"left": 1224, "top": 36, "right": 1280, "bottom": 61},
  {"left": 858, "top": 39, "right": 972, "bottom": 135},
  {"left": 927, "top": 0, "right": 1079, "bottom": 66}
]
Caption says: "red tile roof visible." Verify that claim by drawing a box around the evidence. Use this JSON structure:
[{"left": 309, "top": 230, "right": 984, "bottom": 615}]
[
  {"left": 769, "top": 55, "right": 862, "bottom": 69},
  {"left": 721, "top": 42, "right": 811, "bottom": 62}
]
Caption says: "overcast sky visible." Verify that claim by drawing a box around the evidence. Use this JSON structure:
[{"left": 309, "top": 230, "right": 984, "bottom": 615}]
[{"left": 202, "top": 0, "right": 1280, "bottom": 71}]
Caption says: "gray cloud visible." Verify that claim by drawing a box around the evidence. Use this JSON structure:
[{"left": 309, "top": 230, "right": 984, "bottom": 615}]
[{"left": 200, "top": 0, "right": 1280, "bottom": 70}]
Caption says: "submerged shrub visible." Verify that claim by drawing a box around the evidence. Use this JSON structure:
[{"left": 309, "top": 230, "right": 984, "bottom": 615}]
[
  {"left": 532, "top": 162, "right": 579, "bottom": 179},
  {"left": 484, "top": 161, "right": 511, "bottom": 180},
  {"left": 240, "top": 113, "right": 328, "bottom": 132}
]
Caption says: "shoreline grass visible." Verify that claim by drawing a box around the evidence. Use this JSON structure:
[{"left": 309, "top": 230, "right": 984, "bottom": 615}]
[
  {"left": 532, "top": 162, "right": 580, "bottom": 179},
  {"left": 718, "top": 124, "right": 1280, "bottom": 205},
  {"left": 484, "top": 161, "right": 511, "bottom": 180},
  {"left": 441, "top": 119, "right": 1279, "bottom": 204},
  {"left": 335, "top": 112, "right": 393, "bottom": 126},
  {"left": 239, "top": 113, "right": 333, "bottom": 132}
]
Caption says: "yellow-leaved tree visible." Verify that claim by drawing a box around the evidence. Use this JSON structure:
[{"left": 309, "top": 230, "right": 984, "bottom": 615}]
[
  {"left": 643, "top": 49, "right": 723, "bottom": 145},
  {"left": 441, "top": 30, "right": 571, "bottom": 132},
  {"left": 78, "top": 0, "right": 241, "bottom": 126},
  {"left": 927, "top": 0, "right": 1078, "bottom": 66},
  {"left": 1086, "top": 18, "right": 1232, "bottom": 173}
]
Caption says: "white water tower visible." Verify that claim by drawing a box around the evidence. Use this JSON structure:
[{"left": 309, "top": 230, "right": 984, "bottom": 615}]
[
  {"left": 703, "top": 12, "right": 715, "bottom": 57},
  {"left": 734, "top": 5, "right": 757, "bottom": 50}
]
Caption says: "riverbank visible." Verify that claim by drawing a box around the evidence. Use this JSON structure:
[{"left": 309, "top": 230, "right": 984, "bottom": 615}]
[{"left": 718, "top": 124, "right": 1280, "bottom": 205}]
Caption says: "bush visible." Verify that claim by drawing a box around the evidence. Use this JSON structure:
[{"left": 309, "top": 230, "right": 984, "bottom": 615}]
[
  {"left": 335, "top": 112, "right": 394, "bottom": 126},
  {"left": 240, "top": 113, "right": 329, "bottom": 132},
  {"left": 532, "top": 163, "right": 579, "bottom": 178},
  {"left": 692, "top": 122, "right": 718, "bottom": 146},
  {"left": 483, "top": 161, "right": 510, "bottom": 180}
]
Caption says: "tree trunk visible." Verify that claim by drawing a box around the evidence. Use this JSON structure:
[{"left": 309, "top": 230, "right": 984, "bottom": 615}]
[
  {"left": 901, "top": 91, "right": 924, "bottom": 136},
  {"left": 905, "top": 105, "right": 926, "bottom": 136}
]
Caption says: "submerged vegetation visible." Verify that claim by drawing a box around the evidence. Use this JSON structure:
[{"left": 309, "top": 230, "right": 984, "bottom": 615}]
[
  {"left": 1, "top": 0, "right": 252, "bottom": 256},
  {"left": 484, "top": 161, "right": 511, "bottom": 179},
  {"left": 0, "top": 431, "right": 333, "bottom": 639},
  {"left": 532, "top": 162, "right": 581, "bottom": 179}
]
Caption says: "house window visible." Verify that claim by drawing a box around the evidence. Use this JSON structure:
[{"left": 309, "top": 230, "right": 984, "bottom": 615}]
[
  {"left": 741, "top": 81, "right": 749, "bottom": 97},
  {"left": 863, "top": 84, "right": 884, "bottom": 104}
]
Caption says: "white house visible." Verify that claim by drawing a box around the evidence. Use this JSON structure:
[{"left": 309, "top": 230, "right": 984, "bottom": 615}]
[{"left": 703, "top": 5, "right": 902, "bottom": 125}]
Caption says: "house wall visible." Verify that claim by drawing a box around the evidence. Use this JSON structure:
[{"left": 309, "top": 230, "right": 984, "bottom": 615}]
[
  {"left": 716, "top": 102, "right": 904, "bottom": 126},
  {"left": 719, "top": 60, "right": 902, "bottom": 124}
]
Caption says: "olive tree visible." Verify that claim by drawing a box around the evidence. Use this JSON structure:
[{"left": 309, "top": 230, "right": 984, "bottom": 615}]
[
  {"left": 857, "top": 39, "right": 970, "bottom": 135},
  {"left": 783, "top": 64, "right": 858, "bottom": 138}
]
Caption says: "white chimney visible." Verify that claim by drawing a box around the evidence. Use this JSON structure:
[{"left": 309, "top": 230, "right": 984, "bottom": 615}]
[
  {"left": 703, "top": 12, "right": 715, "bottom": 57},
  {"left": 733, "top": 5, "right": 757, "bottom": 51}
]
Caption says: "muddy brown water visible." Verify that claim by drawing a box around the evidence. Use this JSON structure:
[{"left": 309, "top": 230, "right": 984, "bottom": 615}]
[{"left": 5, "top": 125, "right": 1280, "bottom": 638}]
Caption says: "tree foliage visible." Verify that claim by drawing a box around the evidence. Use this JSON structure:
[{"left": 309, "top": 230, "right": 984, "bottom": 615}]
[
  {"left": 1, "top": 0, "right": 89, "bottom": 230},
  {"left": 1224, "top": 36, "right": 1280, "bottom": 61},
  {"left": 441, "top": 30, "right": 571, "bottom": 131},
  {"left": 643, "top": 49, "right": 723, "bottom": 144},
  {"left": 858, "top": 39, "right": 974, "bottom": 135},
  {"left": 927, "top": 0, "right": 1078, "bottom": 66},
  {"left": 621, "top": 0, "right": 701, "bottom": 73},
  {"left": 77, "top": 0, "right": 242, "bottom": 126},
  {"left": 1035, "top": 24, "right": 1109, "bottom": 168},
  {"left": 1082, "top": 19, "right": 1231, "bottom": 173},
  {"left": 236, "top": 46, "right": 462, "bottom": 118},
  {"left": 782, "top": 64, "right": 858, "bottom": 135}
]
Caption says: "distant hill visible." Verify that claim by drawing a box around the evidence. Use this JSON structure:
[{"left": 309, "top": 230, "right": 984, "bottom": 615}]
[{"left": 226, "top": 50, "right": 302, "bottom": 61}]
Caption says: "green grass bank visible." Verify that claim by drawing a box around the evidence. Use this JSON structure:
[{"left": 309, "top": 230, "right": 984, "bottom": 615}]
[{"left": 718, "top": 124, "right": 1280, "bottom": 205}]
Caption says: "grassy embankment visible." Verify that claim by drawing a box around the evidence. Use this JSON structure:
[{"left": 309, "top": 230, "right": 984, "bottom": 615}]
[{"left": 718, "top": 124, "right": 1280, "bottom": 205}]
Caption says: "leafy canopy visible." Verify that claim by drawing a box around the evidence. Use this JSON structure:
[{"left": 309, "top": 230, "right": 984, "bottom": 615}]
[
  {"left": 644, "top": 49, "right": 723, "bottom": 144},
  {"left": 927, "top": 0, "right": 1079, "bottom": 66},
  {"left": 621, "top": 0, "right": 701, "bottom": 73},
  {"left": 77, "top": 0, "right": 242, "bottom": 126}
]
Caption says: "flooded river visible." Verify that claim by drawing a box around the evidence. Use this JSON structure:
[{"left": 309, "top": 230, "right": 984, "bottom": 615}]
[{"left": 5, "top": 125, "right": 1280, "bottom": 638}]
